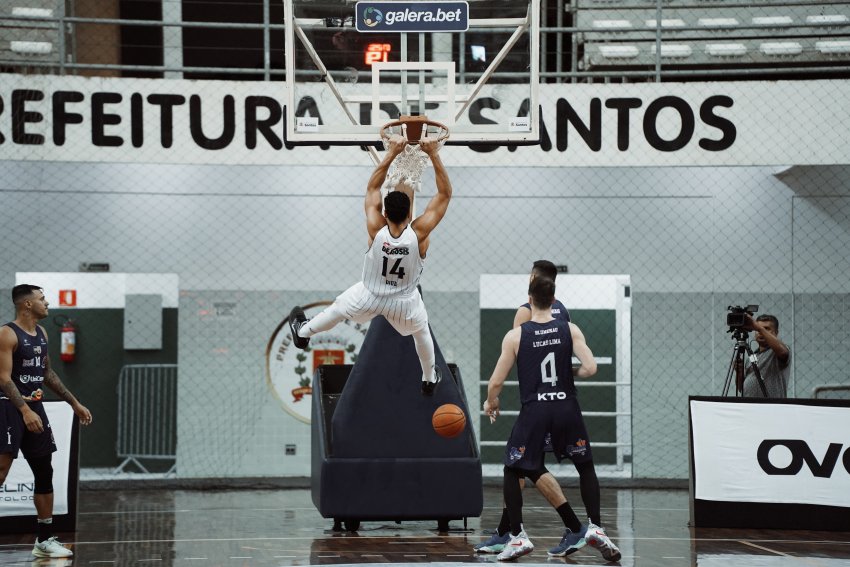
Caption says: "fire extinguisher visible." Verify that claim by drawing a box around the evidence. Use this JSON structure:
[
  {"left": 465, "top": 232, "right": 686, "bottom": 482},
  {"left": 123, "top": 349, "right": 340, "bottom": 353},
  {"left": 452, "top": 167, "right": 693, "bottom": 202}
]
[{"left": 60, "top": 320, "right": 76, "bottom": 362}]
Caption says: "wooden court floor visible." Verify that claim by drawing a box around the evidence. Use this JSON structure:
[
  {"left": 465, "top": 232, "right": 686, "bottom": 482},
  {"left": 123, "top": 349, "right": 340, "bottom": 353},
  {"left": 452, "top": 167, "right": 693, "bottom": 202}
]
[{"left": 1, "top": 485, "right": 849, "bottom": 566}]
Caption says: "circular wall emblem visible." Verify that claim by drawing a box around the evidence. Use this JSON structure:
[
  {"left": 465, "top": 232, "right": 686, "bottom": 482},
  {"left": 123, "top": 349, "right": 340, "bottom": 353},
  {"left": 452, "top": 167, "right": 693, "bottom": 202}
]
[{"left": 265, "top": 301, "right": 369, "bottom": 424}]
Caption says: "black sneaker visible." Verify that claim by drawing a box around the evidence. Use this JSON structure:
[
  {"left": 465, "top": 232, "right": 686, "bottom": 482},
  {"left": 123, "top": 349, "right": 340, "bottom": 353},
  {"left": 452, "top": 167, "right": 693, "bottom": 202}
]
[
  {"left": 288, "top": 306, "right": 310, "bottom": 349},
  {"left": 421, "top": 365, "right": 442, "bottom": 396}
]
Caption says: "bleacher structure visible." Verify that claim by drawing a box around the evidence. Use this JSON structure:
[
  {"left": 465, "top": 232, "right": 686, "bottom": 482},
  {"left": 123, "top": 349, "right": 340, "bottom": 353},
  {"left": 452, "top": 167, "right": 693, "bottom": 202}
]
[
  {"left": 1, "top": 1, "right": 849, "bottom": 80},
  {"left": 0, "top": 1, "right": 66, "bottom": 69},
  {"left": 573, "top": 0, "right": 850, "bottom": 75}
]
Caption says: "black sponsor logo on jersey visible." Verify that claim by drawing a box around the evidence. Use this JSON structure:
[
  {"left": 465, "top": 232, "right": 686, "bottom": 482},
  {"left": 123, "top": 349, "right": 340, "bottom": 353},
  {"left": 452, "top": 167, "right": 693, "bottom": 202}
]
[{"left": 382, "top": 242, "right": 410, "bottom": 255}]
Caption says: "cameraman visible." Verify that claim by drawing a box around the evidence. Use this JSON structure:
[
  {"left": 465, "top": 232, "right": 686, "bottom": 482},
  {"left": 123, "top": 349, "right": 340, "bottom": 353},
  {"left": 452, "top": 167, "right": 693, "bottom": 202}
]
[{"left": 735, "top": 314, "right": 791, "bottom": 398}]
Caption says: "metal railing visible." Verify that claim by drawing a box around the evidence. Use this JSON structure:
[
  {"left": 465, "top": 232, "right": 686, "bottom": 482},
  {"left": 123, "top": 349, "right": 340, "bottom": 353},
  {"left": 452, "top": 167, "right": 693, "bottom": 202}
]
[
  {"left": 115, "top": 364, "right": 178, "bottom": 475},
  {"left": 812, "top": 383, "right": 850, "bottom": 399},
  {"left": 1, "top": 1, "right": 848, "bottom": 81}
]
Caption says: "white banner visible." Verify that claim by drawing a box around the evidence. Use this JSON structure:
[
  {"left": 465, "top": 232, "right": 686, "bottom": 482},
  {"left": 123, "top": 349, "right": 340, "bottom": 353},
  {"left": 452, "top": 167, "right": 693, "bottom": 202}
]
[
  {"left": 691, "top": 400, "right": 850, "bottom": 508},
  {"left": 15, "top": 272, "right": 180, "bottom": 309},
  {"left": 1, "top": 74, "right": 849, "bottom": 166},
  {"left": 0, "top": 402, "right": 74, "bottom": 517}
]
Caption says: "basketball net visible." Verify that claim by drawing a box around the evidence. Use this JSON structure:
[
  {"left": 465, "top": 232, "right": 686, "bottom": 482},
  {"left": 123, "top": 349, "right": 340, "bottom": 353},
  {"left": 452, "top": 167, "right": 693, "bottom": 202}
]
[
  {"left": 383, "top": 145, "right": 431, "bottom": 193},
  {"left": 380, "top": 116, "right": 449, "bottom": 194}
]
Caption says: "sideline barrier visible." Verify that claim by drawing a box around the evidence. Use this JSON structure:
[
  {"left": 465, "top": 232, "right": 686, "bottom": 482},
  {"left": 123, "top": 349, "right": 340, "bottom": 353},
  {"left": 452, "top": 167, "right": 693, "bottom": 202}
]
[{"left": 689, "top": 396, "right": 850, "bottom": 531}]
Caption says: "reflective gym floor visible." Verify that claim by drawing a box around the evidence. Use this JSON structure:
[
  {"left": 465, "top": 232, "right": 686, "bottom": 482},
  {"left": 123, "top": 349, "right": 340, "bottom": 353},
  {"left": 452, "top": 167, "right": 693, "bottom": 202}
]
[{"left": 1, "top": 486, "right": 849, "bottom": 567}]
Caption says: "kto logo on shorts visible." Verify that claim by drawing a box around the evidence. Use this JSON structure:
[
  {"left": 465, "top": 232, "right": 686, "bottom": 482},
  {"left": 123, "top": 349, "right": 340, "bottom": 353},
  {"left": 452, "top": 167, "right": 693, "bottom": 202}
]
[
  {"left": 265, "top": 301, "right": 369, "bottom": 424},
  {"left": 356, "top": 2, "right": 469, "bottom": 33}
]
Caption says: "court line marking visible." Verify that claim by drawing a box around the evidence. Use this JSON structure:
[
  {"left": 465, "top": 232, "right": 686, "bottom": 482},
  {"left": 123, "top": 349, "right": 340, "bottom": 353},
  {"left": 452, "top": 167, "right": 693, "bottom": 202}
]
[{"left": 739, "top": 541, "right": 791, "bottom": 556}]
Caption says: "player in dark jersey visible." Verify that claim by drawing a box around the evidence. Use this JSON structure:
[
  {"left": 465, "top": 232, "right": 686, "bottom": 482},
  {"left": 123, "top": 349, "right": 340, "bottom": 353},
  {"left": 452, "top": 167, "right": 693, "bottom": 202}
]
[
  {"left": 476, "top": 259, "right": 580, "bottom": 557},
  {"left": 513, "top": 259, "right": 570, "bottom": 327},
  {"left": 478, "top": 277, "right": 620, "bottom": 562},
  {"left": 0, "top": 285, "right": 92, "bottom": 559}
]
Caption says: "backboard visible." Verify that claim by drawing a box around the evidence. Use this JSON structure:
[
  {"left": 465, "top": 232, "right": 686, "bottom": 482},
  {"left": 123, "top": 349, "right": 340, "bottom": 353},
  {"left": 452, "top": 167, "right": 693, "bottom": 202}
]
[{"left": 284, "top": 0, "right": 540, "bottom": 146}]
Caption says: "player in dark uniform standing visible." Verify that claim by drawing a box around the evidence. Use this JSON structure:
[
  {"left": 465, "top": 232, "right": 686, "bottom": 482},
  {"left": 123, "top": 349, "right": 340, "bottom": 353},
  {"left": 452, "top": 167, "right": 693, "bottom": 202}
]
[
  {"left": 480, "top": 277, "right": 620, "bottom": 562},
  {"left": 512, "top": 259, "right": 570, "bottom": 328},
  {"left": 476, "top": 259, "right": 586, "bottom": 557},
  {"left": 0, "top": 285, "right": 92, "bottom": 558}
]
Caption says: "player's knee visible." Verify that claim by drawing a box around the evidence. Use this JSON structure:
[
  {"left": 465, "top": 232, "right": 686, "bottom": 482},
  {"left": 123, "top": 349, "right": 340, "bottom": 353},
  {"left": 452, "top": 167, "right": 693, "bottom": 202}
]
[
  {"left": 575, "top": 459, "right": 596, "bottom": 476},
  {"left": 0, "top": 456, "right": 12, "bottom": 484},
  {"left": 26, "top": 454, "right": 54, "bottom": 494},
  {"left": 503, "top": 466, "right": 523, "bottom": 481}
]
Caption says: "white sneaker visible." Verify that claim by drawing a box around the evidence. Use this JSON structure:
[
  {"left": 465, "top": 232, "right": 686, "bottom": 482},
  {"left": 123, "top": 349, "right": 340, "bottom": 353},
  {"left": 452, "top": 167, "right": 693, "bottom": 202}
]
[
  {"left": 586, "top": 521, "right": 621, "bottom": 562},
  {"left": 496, "top": 530, "right": 534, "bottom": 561},
  {"left": 32, "top": 537, "right": 73, "bottom": 558}
]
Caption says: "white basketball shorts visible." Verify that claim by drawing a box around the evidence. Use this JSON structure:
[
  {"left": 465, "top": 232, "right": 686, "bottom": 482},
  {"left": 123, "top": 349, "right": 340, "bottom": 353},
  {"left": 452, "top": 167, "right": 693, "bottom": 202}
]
[{"left": 334, "top": 281, "right": 428, "bottom": 336}]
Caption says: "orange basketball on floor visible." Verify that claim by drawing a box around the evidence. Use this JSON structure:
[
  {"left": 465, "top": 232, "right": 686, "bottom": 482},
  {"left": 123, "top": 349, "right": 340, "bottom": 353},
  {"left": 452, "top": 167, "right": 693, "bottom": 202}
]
[{"left": 432, "top": 403, "right": 466, "bottom": 438}]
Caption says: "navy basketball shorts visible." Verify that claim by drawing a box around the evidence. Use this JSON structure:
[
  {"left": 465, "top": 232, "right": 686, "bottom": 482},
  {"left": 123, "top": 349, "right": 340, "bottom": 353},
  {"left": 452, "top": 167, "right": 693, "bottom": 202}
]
[
  {"left": 0, "top": 400, "right": 57, "bottom": 459},
  {"left": 503, "top": 398, "right": 593, "bottom": 471}
]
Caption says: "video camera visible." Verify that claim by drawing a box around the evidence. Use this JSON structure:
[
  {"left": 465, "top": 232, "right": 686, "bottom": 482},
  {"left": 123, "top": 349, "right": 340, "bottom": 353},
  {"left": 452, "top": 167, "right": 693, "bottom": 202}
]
[{"left": 726, "top": 304, "right": 759, "bottom": 330}]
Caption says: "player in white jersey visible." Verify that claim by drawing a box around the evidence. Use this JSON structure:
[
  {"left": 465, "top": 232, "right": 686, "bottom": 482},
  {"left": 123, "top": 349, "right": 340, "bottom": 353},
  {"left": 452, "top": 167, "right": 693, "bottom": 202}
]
[{"left": 289, "top": 134, "right": 452, "bottom": 395}]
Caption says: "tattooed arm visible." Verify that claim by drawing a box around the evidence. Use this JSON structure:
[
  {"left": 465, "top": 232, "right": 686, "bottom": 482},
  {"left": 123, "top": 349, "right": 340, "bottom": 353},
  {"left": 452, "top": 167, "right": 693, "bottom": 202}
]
[
  {"left": 0, "top": 326, "right": 44, "bottom": 432},
  {"left": 42, "top": 326, "right": 93, "bottom": 426}
]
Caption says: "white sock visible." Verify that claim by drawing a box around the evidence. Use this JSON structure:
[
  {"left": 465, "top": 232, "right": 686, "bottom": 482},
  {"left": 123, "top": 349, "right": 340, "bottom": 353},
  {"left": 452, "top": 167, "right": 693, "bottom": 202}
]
[
  {"left": 298, "top": 302, "right": 347, "bottom": 339},
  {"left": 412, "top": 327, "right": 437, "bottom": 382}
]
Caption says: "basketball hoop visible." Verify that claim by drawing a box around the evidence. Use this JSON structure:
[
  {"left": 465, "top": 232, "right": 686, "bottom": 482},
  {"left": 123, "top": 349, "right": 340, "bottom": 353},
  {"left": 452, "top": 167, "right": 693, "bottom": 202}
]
[
  {"left": 379, "top": 115, "right": 450, "bottom": 147},
  {"left": 381, "top": 116, "right": 449, "bottom": 194}
]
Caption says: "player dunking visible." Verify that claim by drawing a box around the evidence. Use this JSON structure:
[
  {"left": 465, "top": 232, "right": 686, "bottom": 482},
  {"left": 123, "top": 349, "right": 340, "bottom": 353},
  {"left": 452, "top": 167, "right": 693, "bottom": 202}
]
[{"left": 289, "top": 133, "right": 452, "bottom": 395}]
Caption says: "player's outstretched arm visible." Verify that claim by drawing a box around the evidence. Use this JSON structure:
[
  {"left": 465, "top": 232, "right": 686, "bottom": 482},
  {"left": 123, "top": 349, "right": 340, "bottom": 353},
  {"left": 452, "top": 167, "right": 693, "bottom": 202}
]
[
  {"left": 365, "top": 134, "right": 407, "bottom": 241},
  {"left": 484, "top": 328, "right": 520, "bottom": 423},
  {"left": 570, "top": 322, "right": 597, "bottom": 378},
  {"left": 411, "top": 137, "right": 452, "bottom": 241}
]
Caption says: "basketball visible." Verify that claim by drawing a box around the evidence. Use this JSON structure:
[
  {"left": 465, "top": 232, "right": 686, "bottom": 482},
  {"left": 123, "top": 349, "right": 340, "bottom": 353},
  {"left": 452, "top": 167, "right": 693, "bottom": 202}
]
[{"left": 432, "top": 403, "right": 466, "bottom": 438}]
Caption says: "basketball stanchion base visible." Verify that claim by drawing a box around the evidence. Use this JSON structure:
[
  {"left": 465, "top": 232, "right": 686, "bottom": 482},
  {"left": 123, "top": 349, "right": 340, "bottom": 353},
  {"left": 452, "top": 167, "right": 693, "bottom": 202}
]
[{"left": 310, "top": 316, "right": 482, "bottom": 532}]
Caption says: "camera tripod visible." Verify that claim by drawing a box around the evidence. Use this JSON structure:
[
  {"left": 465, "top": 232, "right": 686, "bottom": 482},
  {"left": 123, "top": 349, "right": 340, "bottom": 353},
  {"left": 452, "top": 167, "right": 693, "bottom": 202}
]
[{"left": 722, "top": 328, "right": 768, "bottom": 397}]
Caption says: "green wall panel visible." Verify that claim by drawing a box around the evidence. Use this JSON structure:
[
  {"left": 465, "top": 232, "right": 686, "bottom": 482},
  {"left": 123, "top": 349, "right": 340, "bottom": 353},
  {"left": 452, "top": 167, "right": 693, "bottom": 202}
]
[{"left": 44, "top": 308, "right": 178, "bottom": 467}]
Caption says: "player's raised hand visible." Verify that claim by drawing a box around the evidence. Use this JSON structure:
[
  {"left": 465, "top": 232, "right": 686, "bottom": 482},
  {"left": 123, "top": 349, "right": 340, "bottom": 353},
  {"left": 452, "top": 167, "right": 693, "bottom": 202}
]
[
  {"left": 386, "top": 133, "right": 407, "bottom": 156},
  {"left": 420, "top": 136, "right": 441, "bottom": 156}
]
